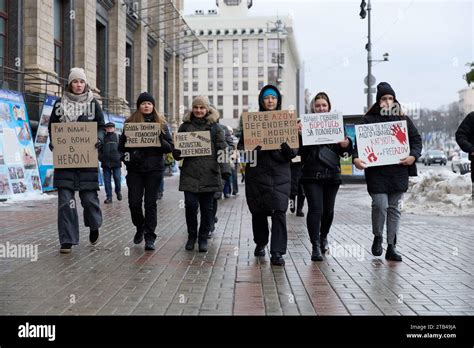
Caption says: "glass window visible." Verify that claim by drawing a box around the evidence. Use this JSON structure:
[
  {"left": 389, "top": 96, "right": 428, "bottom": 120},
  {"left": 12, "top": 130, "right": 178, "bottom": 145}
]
[
  {"left": 192, "top": 68, "right": 198, "bottom": 79},
  {"left": 242, "top": 81, "right": 248, "bottom": 91},
  {"left": 258, "top": 39, "right": 264, "bottom": 63},
  {"left": 192, "top": 55, "right": 198, "bottom": 64},
  {"left": 217, "top": 68, "right": 223, "bottom": 79},
  {"left": 233, "top": 81, "right": 238, "bottom": 91},
  {"left": 268, "top": 39, "right": 279, "bottom": 63},
  {"left": 208, "top": 95, "right": 214, "bottom": 104},
  {"left": 258, "top": 67, "right": 264, "bottom": 77},
  {"left": 242, "top": 67, "right": 248, "bottom": 78},
  {"left": 268, "top": 66, "right": 278, "bottom": 85},
  {"left": 208, "top": 81, "right": 213, "bottom": 91},
  {"left": 184, "top": 82, "right": 188, "bottom": 92},
  {"left": 243, "top": 95, "right": 248, "bottom": 106},
  {"left": 218, "top": 95, "right": 223, "bottom": 105},
  {"left": 233, "top": 109, "right": 239, "bottom": 119},
  {"left": 217, "top": 81, "right": 223, "bottom": 91},
  {"left": 233, "top": 95, "right": 239, "bottom": 106},
  {"left": 54, "top": 0, "right": 64, "bottom": 77},
  {"left": 233, "top": 67, "right": 239, "bottom": 79},
  {"left": 184, "top": 96, "right": 189, "bottom": 108},
  {"left": 193, "top": 82, "right": 198, "bottom": 92},
  {"left": 242, "top": 39, "right": 248, "bottom": 64},
  {"left": 258, "top": 80, "right": 264, "bottom": 89},
  {"left": 208, "top": 68, "right": 213, "bottom": 79}
]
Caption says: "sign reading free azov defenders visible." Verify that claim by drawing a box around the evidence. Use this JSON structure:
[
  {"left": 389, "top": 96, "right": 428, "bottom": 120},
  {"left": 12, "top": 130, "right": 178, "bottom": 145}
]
[
  {"left": 174, "top": 131, "right": 212, "bottom": 157},
  {"left": 51, "top": 122, "right": 98, "bottom": 169},
  {"left": 242, "top": 110, "right": 299, "bottom": 151},
  {"left": 124, "top": 123, "right": 161, "bottom": 147}
]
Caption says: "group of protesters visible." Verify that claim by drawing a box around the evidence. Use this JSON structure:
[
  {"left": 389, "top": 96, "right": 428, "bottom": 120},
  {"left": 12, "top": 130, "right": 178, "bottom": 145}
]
[{"left": 52, "top": 67, "right": 474, "bottom": 267}]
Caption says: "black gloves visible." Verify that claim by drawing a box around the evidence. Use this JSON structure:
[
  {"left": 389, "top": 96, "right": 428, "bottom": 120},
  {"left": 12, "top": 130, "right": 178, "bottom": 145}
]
[
  {"left": 172, "top": 149, "right": 182, "bottom": 160},
  {"left": 95, "top": 139, "right": 103, "bottom": 149},
  {"left": 48, "top": 142, "right": 54, "bottom": 152},
  {"left": 254, "top": 145, "right": 262, "bottom": 152},
  {"left": 280, "top": 142, "right": 293, "bottom": 158}
]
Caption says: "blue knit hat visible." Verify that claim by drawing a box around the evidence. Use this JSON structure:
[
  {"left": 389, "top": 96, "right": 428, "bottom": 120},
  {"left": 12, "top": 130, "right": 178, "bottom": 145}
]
[{"left": 262, "top": 88, "right": 279, "bottom": 99}]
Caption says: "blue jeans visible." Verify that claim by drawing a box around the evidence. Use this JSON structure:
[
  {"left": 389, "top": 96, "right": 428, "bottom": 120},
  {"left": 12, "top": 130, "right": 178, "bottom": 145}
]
[{"left": 103, "top": 167, "right": 121, "bottom": 199}]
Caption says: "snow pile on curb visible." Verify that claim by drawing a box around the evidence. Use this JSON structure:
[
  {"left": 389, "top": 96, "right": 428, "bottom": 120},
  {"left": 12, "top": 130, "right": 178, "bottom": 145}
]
[
  {"left": 0, "top": 192, "right": 56, "bottom": 206},
  {"left": 403, "top": 169, "right": 473, "bottom": 216}
]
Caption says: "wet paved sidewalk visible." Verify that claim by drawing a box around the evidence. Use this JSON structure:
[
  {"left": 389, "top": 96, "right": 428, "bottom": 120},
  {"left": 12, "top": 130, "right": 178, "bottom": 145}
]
[{"left": 0, "top": 175, "right": 473, "bottom": 316}]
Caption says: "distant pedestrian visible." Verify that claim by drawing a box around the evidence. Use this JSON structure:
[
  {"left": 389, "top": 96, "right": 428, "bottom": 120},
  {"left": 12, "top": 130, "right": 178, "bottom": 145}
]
[
  {"left": 99, "top": 122, "right": 122, "bottom": 204},
  {"left": 353, "top": 82, "right": 422, "bottom": 262},
  {"left": 455, "top": 111, "right": 474, "bottom": 196}
]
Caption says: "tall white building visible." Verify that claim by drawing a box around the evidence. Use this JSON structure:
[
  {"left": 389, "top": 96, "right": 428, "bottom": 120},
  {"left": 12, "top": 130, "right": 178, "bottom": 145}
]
[{"left": 183, "top": 0, "right": 303, "bottom": 129}]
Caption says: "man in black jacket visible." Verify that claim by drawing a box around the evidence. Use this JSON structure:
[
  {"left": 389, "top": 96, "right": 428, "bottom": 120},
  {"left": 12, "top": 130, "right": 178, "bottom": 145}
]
[
  {"left": 455, "top": 111, "right": 474, "bottom": 196},
  {"left": 99, "top": 122, "right": 122, "bottom": 204}
]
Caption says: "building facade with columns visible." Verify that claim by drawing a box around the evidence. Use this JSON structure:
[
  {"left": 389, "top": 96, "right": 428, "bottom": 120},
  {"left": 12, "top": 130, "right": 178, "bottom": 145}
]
[
  {"left": 0, "top": 0, "right": 205, "bottom": 133},
  {"left": 183, "top": 0, "right": 303, "bottom": 129},
  {"left": 458, "top": 86, "right": 474, "bottom": 116}
]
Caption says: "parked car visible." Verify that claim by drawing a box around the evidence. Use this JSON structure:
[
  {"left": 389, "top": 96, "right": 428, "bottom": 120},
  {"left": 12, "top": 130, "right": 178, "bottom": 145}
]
[
  {"left": 417, "top": 149, "right": 426, "bottom": 163},
  {"left": 423, "top": 150, "right": 447, "bottom": 166},
  {"left": 451, "top": 152, "right": 471, "bottom": 174}
]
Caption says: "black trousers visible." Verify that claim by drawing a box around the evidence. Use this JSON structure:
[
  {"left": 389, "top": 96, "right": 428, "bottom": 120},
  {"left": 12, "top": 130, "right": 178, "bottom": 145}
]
[
  {"left": 251, "top": 210, "right": 287, "bottom": 255},
  {"left": 184, "top": 191, "right": 215, "bottom": 241},
  {"left": 126, "top": 170, "right": 163, "bottom": 242},
  {"left": 303, "top": 181, "right": 340, "bottom": 246}
]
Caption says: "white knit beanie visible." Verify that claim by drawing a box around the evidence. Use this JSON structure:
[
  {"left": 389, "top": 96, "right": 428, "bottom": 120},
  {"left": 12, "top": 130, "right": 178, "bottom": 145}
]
[{"left": 68, "top": 67, "right": 88, "bottom": 85}]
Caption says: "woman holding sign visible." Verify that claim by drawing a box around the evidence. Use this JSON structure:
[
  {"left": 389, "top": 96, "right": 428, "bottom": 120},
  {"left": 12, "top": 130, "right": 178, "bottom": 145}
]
[
  {"left": 299, "top": 92, "right": 352, "bottom": 262},
  {"left": 353, "top": 82, "right": 422, "bottom": 262},
  {"left": 237, "top": 85, "right": 297, "bottom": 266},
  {"left": 118, "top": 92, "right": 174, "bottom": 251},
  {"left": 172, "top": 96, "right": 228, "bottom": 252},
  {"left": 48, "top": 67, "right": 105, "bottom": 254}
]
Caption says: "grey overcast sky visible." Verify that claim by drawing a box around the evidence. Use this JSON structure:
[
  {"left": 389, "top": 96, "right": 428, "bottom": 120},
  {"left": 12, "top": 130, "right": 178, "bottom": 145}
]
[{"left": 184, "top": 0, "right": 473, "bottom": 115}]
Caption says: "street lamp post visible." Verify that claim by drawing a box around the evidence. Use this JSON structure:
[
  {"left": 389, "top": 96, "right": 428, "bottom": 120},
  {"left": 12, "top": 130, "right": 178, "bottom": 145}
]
[
  {"left": 360, "top": 0, "right": 389, "bottom": 111},
  {"left": 267, "top": 18, "right": 286, "bottom": 89}
]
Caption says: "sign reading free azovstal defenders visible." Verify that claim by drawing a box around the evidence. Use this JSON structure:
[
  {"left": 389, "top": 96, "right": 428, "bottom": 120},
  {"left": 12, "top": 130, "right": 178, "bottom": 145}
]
[
  {"left": 242, "top": 110, "right": 299, "bottom": 151},
  {"left": 51, "top": 122, "right": 98, "bottom": 169},
  {"left": 355, "top": 120, "right": 410, "bottom": 168}
]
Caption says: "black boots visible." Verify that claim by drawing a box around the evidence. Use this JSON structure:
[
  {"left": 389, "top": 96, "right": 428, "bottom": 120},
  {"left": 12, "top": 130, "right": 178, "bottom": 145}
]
[
  {"left": 198, "top": 239, "right": 208, "bottom": 252},
  {"left": 296, "top": 211, "right": 305, "bottom": 217},
  {"left": 385, "top": 244, "right": 402, "bottom": 261},
  {"left": 185, "top": 238, "right": 196, "bottom": 251},
  {"left": 270, "top": 252, "right": 285, "bottom": 266},
  {"left": 254, "top": 245, "right": 266, "bottom": 257},
  {"left": 133, "top": 227, "right": 144, "bottom": 244},
  {"left": 89, "top": 229, "right": 99, "bottom": 245},
  {"left": 371, "top": 236, "right": 383, "bottom": 256},
  {"left": 116, "top": 192, "right": 123, "bottom": 201},
  {"left": 320, "top": 235, "right": 329, "bottom": 254},
  {"left": 60, "top": 243, "right": 72, "bottom": 254},
  {"left": 145, "top": 241, "right": 155, "bottom": 251},
  {"left": 311, "top": 244, "right": 323, "bottom": 261}
]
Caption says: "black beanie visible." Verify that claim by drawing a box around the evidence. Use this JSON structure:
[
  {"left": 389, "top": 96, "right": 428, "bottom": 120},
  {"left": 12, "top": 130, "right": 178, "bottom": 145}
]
[
  {"left": 136, "top": 92, "right": 155, "bottom": 109},
  {"left": 376, "top": 82, "right": 396, "bottom": 103}
]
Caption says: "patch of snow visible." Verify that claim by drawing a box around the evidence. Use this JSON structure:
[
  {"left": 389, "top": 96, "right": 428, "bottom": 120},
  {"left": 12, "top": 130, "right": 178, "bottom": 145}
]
[
  {"left": 403, "top": 169, "right": 473, "bottom": 216},
  {"left": 0, "top": 192, "right": 56, "bottom": 207}
]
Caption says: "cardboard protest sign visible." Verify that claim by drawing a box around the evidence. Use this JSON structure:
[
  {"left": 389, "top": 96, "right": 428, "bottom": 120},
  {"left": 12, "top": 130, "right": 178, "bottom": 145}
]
[
  {"left": 242, "top": 110, "right": 298, "bottom": 151},
  {"left": 51, "top": 122, "right": 98, "bottom": 169},
  {"left": 124, "top": 123, "right": 161, "bottom": 148},
  {"left": 174, "top": 131, "right": 212, "bottom": 157},
  {"left": 301, "top": 112, "right": 345, "bottom": 146},
  {"left": 355, "top": 120, "right": 410, "bottom": 168}
]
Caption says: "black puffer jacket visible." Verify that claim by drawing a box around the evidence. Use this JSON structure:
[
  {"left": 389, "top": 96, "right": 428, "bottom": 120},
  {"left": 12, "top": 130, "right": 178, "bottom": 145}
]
[
  {"left": 99, "top": 132, "right": 121, "bottom": 168},
  {"left": 173, "top": 108, "right": 227, "bottom": 193},
  {"left": 237, "top": 85, "right": 297, "bottom": 214},
  {"left": 455, "top": 111, "right": 474, "bottom": 161},
  {"left": 353, "top": 104, "right": 422, "bottom": 194},
  {"left": 118, "top": 114, "right": 174, "bottom": 172},
  {"left": 290, "top": 161, "right": 302, "bottom": 196},
  {"left": 48, "top": 98, "right": 105, "bottom": 191}
]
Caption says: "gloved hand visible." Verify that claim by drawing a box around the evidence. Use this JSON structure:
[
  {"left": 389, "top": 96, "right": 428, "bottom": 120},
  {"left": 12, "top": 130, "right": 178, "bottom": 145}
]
[
  {"left": 254, "top": 145, "right": 262, "bottom": 152},
  {"left": 95, "top": 139, "right": 103, "bottom": 149},
  {"left": 280, "top": 142, "right": 293, "bottom": 157},
  {"left": 172, "top": 149, "right": 182, "bottom": 160},
  {"left": 48, "top": 142, "right": 54, "bottom": 152}
]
